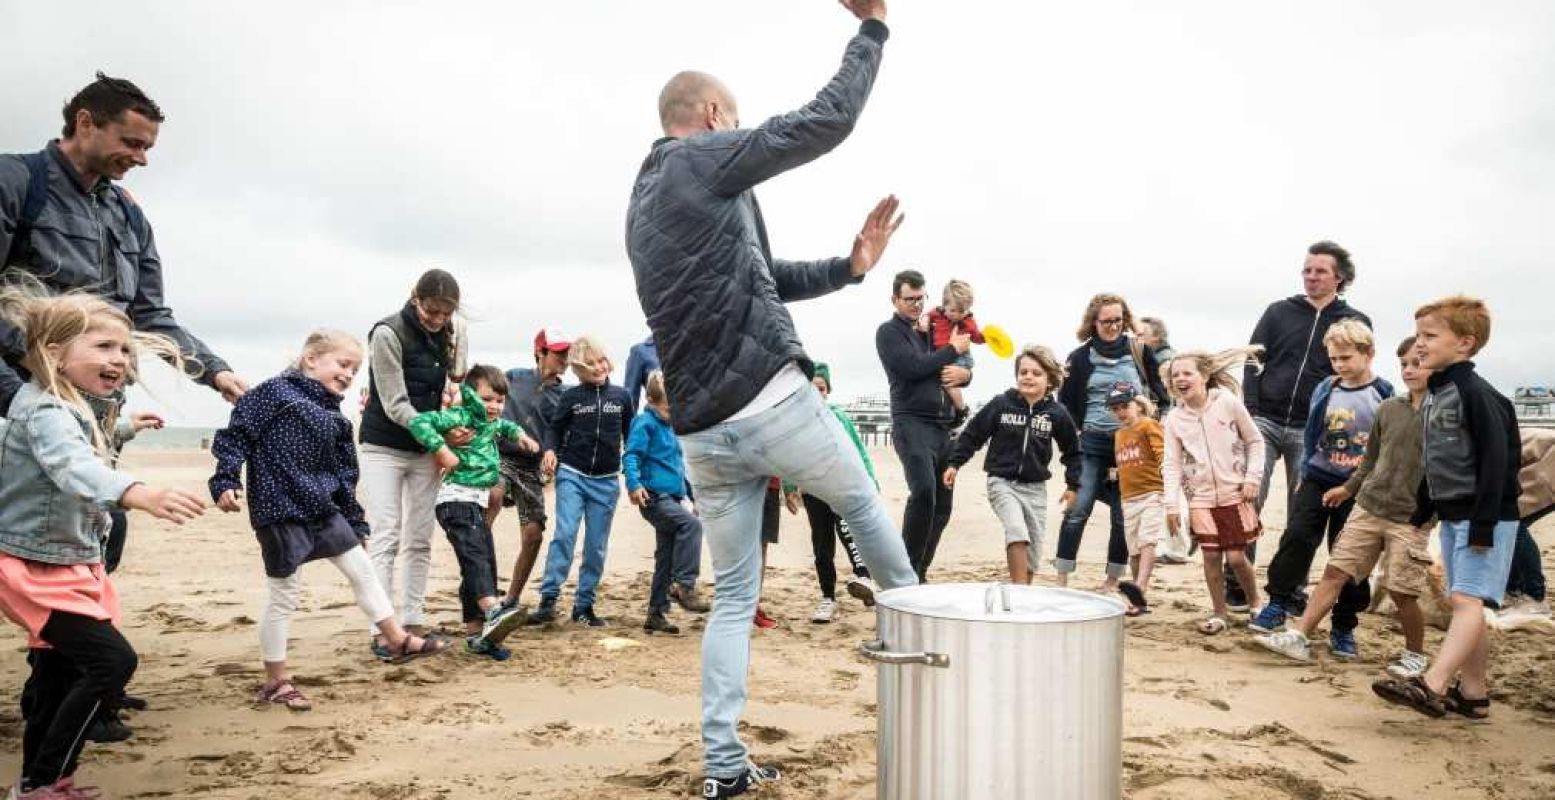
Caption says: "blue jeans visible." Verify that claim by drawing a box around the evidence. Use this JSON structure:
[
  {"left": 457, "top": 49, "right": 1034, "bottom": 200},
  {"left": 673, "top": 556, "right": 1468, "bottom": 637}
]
[
  {"left": 680, "top": 384, "right": 918, "bottom": 779},
  {"left": 1054, "top": 431, "right": 1127, "bottom": 578},
  {"left": 538, "top": 469, "right": 620, "bottom": 609},
  {"left": 638, "top": 493, "right": 703, "bottom": 613}
]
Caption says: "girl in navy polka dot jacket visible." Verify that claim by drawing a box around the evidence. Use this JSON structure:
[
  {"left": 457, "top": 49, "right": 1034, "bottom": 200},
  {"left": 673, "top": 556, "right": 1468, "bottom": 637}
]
[{"left": 209, "top": 330, "right": 448, "bottom": 711}]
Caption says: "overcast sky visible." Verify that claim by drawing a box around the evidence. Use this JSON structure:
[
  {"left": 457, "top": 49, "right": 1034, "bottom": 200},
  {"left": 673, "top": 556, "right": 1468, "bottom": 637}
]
[{"left": 4, "top": 1, "right": 1553, "bottom": 426}]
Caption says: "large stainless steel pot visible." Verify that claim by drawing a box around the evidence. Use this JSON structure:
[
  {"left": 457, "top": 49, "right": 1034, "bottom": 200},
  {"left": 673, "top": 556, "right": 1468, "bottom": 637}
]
[{"left": 861, "top": 583, "right": 1125, "bottom": 799}]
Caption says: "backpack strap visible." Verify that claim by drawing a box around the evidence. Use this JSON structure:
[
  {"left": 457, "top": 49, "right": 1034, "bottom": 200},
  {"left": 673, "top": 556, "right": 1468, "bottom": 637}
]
[{"left": 5, "top": 151, "right": 50, "bottom": 267}]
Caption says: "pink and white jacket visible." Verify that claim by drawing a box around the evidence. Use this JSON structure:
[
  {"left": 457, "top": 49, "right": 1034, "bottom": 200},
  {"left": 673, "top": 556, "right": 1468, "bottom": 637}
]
[{"left": 1162, "top": 388, "right": 1266, "bottom": 509}]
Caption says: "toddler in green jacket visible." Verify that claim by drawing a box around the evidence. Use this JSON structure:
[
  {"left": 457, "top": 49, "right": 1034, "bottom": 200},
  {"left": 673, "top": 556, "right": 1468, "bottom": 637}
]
[{"left": 410, "top": 365, "right": 539, "bottom": 658}]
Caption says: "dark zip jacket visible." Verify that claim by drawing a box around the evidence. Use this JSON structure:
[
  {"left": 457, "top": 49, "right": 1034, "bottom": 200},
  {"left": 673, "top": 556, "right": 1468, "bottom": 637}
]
[
  {"left": 0, "top": 142, "right": 231, "bottom": 411},
  {"left": 625, "top": 20, "right": 889, "bottom": 435},
  {"left": 877, "top": 313, "right": 961, "bottom": 423},
  {"left": 1242, "top": 295, "right": 1372, "bottom": 428},
  {"left": 545, "top": 381, "right": 634, "bottom": 477},
  {"left": 1411, "top": 361, "right": 1520, "bottom": 546},
  {"left": 948, "top": 390, "right": 1081, "bottom": 488}
]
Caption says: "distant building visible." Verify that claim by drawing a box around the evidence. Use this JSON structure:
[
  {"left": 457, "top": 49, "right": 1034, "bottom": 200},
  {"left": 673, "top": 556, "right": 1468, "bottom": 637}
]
[{"left": 1515, "top": 387, "right": 1555, "bottom": 430}]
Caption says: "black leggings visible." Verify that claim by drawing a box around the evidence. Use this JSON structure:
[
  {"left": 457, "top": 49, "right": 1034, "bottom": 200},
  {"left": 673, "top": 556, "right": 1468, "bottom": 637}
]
[
  {"left": 21, "top": 612, "right": 138, "bottom": 791},
  {"left": 803, "top": 494, "right": 869, "bottom": 599}
]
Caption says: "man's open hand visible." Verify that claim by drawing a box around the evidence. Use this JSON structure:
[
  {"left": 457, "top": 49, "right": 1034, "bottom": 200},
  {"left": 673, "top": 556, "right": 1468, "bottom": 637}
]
[
  {"left": 840, "top": 0, "right": 887, "bottom": 23},
  {"left": 849, "top": 195, "right": 905, "bottom": 278}
]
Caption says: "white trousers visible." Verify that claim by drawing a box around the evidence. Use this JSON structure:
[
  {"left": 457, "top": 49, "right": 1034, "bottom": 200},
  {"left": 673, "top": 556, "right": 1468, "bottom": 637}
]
[
  {"left": 360, "top": 444, "right": 441, "bottom": 629},
  {"left": 260, "top": 547, "right": 394, "bottom": 662}
]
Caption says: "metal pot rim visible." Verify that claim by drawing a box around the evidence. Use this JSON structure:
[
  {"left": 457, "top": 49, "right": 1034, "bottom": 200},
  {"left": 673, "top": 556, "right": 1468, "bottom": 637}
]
[{"left": 876, "top": 582, "right": 1126, "bottom": 624}]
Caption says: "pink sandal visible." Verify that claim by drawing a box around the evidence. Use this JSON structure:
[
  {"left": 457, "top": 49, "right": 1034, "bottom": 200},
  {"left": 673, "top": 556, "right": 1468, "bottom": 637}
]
[{"left": 256, "top": 679, "right": 312, "bottom": 711}]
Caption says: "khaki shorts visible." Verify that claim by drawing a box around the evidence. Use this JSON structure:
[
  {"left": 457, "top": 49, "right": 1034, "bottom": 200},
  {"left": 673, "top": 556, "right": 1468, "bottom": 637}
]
[
  {"left": 1327, "top": 505, "right": 1433, "bottom": 597},
  {"left": 1122, "top": 492, "right": 1165, "bottom": 556}
]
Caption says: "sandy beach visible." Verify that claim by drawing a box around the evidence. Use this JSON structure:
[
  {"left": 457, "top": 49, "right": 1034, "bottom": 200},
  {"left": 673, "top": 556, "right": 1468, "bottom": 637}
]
[{"left": 3, "top": 446, "right": 1553, "bottom": 799}]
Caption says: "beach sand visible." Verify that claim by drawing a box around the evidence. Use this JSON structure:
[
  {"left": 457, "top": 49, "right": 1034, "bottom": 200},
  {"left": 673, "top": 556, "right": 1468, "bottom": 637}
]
[{"left": 3, "top": 448, "right": 1553, "bottom": 799}]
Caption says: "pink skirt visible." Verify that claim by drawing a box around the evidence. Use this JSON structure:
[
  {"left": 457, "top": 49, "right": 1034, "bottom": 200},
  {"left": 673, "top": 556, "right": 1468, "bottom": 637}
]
[{"left": 0, "top": 553, "right": 120, "bottom": 648}]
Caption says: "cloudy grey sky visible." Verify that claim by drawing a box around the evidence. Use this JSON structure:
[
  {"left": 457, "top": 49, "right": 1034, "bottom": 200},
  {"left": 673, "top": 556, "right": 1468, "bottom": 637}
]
[{"left": 5, "top": 1, "right": 1553, "bottom": 426}]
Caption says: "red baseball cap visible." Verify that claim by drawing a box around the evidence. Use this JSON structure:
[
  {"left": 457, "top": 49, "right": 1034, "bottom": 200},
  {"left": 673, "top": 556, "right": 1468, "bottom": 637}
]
[{"left": 534, "top": 327, "right": 572, "bottom": 353}]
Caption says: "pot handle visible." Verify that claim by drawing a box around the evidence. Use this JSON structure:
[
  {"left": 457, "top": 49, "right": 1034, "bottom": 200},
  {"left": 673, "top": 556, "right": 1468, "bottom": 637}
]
[
  {"left": 984, "top": 583, "right": 1012, "bottom": 614},
  {"left": 858, "top": 639, "right": 950, "bottom": 668}
]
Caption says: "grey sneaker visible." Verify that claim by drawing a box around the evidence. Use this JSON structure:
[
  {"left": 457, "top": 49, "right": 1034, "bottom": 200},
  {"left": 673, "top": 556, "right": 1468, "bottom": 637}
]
[
  {"left": 480, "top": 602, "right": 527, "bottom": 645},
  {"left": 1253, "top": 628, "right": 1313, "bottom": 663},
  {"left": 845, "top": 576, "right": 877, "bottom": 607},
  {"left": 810, "top": 597, "right": 837, "bottom": 623},
  {"left": 1386, "top": 650, "right": 1429, "bottom": 679}
]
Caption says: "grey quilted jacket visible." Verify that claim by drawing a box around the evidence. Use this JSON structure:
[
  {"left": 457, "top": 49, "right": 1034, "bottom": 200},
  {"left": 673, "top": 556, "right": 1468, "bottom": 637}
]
[{"left": 625, "top": 20, "right": 889, "bottom": 434}]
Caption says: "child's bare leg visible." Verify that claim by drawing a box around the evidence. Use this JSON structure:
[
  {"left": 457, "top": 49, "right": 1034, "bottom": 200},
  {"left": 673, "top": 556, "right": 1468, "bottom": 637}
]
[
  {"left": 1390, "top": 591, "right": 1426, "bottom": 654},
  {"left": 505, "top": 521, "right": 544, "bottom": 603},
  {"left": 1226, "top": 548, "right": 1261, "bottom": 610},
  {"left": 1006, "top": 542, "right": 1031, "bottom": 585},
  {"left": 948, "top": 385, "right": 966, "bottom": 411},
  {"left": 484, "top": 485, "right": 504, "bottom": 530},
  {"left": 1135, "top": 545, "right": 1156, "bottom": 591},
  {"left": 1423, "top": 593, "right": 1486, "bottom": 695},
  {"left": 1203, "top": 551, "right": 1228, "bottom": 617},
  {"left": 1290, "top": 566, "right": 1349, "bottom": 636},
  {"left": 1457, "top": 617, "right": 1492, "bottom": 699},
  {"left": 1054, "top": 570, "right": 1069, "bottom": 588}
]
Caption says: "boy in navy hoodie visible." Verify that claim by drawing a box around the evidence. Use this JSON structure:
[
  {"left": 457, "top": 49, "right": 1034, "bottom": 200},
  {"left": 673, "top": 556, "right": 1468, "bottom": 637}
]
[
  {"left": 943, "top": 345, "right": 1080, "bottom": 584},
  {"left": 1375, "top": 295, "right": 1520, "bottom": 719},
  {"left": 1250, "top": 319, "right": 1393, "bottom": 660},
  {"left": 532, "top": 336, "right": 634, "bottom": 627}
]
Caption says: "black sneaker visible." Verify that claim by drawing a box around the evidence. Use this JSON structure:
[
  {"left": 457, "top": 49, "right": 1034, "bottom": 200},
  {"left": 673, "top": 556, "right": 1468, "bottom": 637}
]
[
  {"left": 527, "top": 599, "right": 558, "bottom": 626},
  {"left": 85, "top": 710, "right": 133, "bottom": 743},
  {"left": 1225, "top": 582, "right": 1250, "bottom": 613},
  {"left": 572, "top": 606, "right": 608, "bottom": 627},
  {"left": 118, "top": 694, "right": 149, "bottom": 711},
  {"left": 702, "top": 762, "right": 781, "bottom": 798},
  {"left": 644, "top": 612, "right": 680, "bottom": 635}
]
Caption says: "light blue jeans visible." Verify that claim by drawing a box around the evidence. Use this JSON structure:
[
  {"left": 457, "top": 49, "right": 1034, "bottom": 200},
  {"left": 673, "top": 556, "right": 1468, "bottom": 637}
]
[
  {"left": 538, "top": 468, "right": 620, "bottom": 610},
  {"left": 680, "top": 384, "right": 918, "bottom": 778}
]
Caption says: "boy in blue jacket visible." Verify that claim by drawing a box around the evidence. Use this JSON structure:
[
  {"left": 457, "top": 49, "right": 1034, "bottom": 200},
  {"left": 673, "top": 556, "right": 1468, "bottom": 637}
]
[{"left": 624, "top": 370, "right": 703, "bottom": 634}]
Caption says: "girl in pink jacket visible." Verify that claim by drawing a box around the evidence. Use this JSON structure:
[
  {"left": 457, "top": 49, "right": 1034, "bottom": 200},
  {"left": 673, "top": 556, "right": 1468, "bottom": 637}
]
[{"left": 1161, "top": 348, "right": 1266, "bottom": 634}]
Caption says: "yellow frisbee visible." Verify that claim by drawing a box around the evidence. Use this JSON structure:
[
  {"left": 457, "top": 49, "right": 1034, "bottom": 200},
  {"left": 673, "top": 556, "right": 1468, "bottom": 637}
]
[{"left": 983, "top": 324, "right": 1014, "bottom": 359}]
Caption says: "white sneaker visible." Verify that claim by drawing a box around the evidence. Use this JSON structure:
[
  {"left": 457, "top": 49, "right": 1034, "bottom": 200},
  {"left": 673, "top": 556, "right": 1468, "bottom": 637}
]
[
  {"left": 845, "top": 577, "right": 876, "bottom": 607},
  {"left": 811, "top": 598, "right": 837, "bottom": 623},
  {"left": 1386, "top": 650, "right": 1429, "bottom": 679},
  {"left": 1253, "top": 629, "right": 1312, "bottom": 663}
]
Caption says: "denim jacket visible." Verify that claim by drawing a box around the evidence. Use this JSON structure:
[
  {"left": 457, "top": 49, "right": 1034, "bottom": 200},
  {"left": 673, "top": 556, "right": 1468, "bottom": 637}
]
[{"left": 0, "top": 383, "right": 138, "bottom": 565}]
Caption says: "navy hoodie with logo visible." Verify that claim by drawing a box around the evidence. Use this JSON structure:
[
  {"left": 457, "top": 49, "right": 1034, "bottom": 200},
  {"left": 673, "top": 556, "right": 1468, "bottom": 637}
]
[
  {"left": 1242, "top": 295, "right": 1372, "bottom": 428},
  {"left": 948, "top": 389, "right": 1081, "bottom": 488},
  {"left": 545, "top": 381, "right": 634, "bottom": 477}
]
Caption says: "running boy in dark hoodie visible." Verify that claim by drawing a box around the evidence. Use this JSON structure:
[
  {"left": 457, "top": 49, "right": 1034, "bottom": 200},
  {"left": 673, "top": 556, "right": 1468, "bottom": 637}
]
[
  {"left": 943, "top": 345, "right": 1080, "bottom": 584},
  {"left": 411, "top": 365, "right": 539, "bottom": 659},
  {"left": 1374, "top": 295, "right": 1520, "bottom": 720},
  {"left": 532, "top": 335, "right": 634, "bottom": 627}
]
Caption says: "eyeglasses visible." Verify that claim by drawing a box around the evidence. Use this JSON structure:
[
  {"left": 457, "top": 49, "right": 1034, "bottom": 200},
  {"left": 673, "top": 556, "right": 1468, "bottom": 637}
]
[
  {"left": 1096, "top": 317, "right": 1126, "bottom": 328},
  {"left": 898, "top": 294, "right": 926, "bottom": 307}
]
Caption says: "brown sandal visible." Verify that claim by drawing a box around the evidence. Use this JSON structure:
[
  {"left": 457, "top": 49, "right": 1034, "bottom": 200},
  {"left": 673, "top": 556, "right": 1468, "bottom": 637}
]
[
  {"left": 387, "top": 632, "right": 451, "bottom": 665},
  {"left": 256, "top": 679, "right": 312, "bottom": 711},
  {"left": 1445, "top": 683, "right": 1491, "bottom": 720},
  {"left": 1371, "top": 675, "right": 1446, "bottom": 718}
]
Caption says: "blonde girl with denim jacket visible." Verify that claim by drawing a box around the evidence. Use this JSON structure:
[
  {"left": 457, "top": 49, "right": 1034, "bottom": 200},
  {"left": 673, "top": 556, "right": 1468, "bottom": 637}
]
[{"left": 0, "top": 288, "right": 205, "bottom": 799}]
